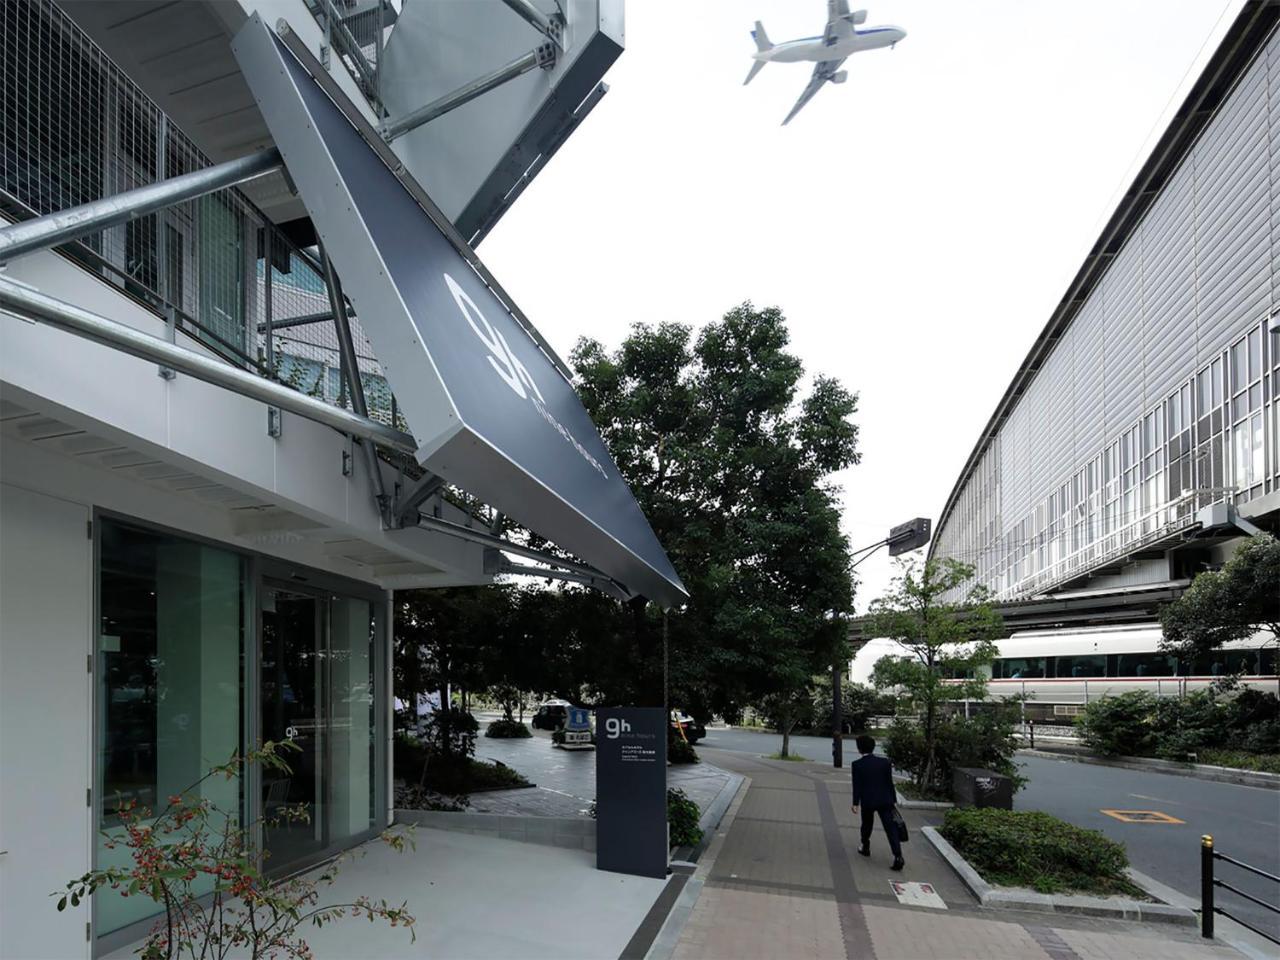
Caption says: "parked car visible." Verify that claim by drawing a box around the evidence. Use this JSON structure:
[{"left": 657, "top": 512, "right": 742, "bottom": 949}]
[
  {"left": 671, "top": 711, "right": 706, "bottom": 743},
  {"left": 531, "top": 699, "right": 574, "bottom": 730}
]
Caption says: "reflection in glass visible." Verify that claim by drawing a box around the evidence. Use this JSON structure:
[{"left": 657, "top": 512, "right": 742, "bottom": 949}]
[{"left": 97, "top": 520, "right": 244, "bottom": 934}]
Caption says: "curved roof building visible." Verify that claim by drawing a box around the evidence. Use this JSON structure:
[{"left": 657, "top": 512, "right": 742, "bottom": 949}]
[{"left": 931, "top": 0, "right": 1280, "bottom": 602}]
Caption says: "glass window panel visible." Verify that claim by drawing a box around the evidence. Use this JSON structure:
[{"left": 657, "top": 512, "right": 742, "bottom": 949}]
[
  {"left": 97, "top": 520, "right": 244, "bottom": 935},
  {"left": 1212, "top": 358, "right": 1223, "bottom": 406},
  {"left": 994, "top": 657, "right": 1046, "bottom": 679},
  {"left": 330, "top": 596, "right": 377, "bottom": 844},
  {"left": 1231, "top": 342, "right": 1246, "bottom": 392},
  {"left": 1055, "top": 654, "right": 1106, "bottom": 678},
  {"left": 1248, "top": 329, "right": 1261, "bottom": 381},
  {"left": 1115, "top": 652, "right": 1176, "bottom": 677},
  {"left": 1197, "top": 370, "right": 1209, "bottom": 417}
]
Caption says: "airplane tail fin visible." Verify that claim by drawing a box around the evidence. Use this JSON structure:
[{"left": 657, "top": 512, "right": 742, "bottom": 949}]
[
  {"left": 745, "top": 21, "right": 771, "bottom": 84},
  {"left": 751, "top": 21, "right": 772, "bottom": 52}
]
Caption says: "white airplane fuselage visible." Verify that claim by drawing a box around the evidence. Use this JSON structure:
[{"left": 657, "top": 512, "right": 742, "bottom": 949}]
[{"left": 754, "top": 25, "right": 906, "bottom": 64}]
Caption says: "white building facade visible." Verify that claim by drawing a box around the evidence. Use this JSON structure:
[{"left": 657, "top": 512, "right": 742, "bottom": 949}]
[{"left": 0, "top": 1, "right": 653, "bottom": 956}]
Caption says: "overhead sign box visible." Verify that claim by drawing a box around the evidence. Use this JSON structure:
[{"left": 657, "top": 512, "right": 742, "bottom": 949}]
[
  {"left": 233, "top": 16, "right": 685, "bottom": 607},
  {"left": 379, "top": 0, "right": 623, "bottom": 244},
  {"left": 888, "top": 517, "right": 931, "bottom": 556}
]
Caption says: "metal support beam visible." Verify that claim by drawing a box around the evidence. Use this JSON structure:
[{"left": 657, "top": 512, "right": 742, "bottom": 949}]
[
  {"left": 381, "top": 45, "right": 556, "bottom": 142},
  {"left": 256, "top": 309, "right": 351, "bottom": 333},
  {"left": 395, "top": 473, "right": 445, "bottom": 526},
  {"left": 498, "top": 558, "right": 631, "bottom": 603},
  {"left": 0, "top": 277, "right": 417, "bottom": 457},
  {"left": 498, "top": 0, "right": 565, "bottom": 49},
  {"left": 413, "top": 512, "right": 614, "bottom": 585},
  {"left": 0, "top": 149, "right": 282, "bottom": 264},
  {"left": 320, "top": 248, "right": 391, "bottom": 523}
]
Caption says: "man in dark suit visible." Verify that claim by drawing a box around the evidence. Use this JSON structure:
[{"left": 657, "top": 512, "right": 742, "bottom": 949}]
[{"left": 850, "top": 734, "right": 904, "bottom": 870}]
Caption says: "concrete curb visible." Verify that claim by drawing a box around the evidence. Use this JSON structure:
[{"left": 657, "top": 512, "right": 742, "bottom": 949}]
[
  {"left": 644, "top": 776, "right": 752, "bottom": 960},
  {"left": 922, "top": 825, "right": 1198, "bottom": 926},
  {"left": 897, "top": 798, "right": 955, "bottom": 810},
  {"left": 1018, "top": 748, "right": 1280, "bottom": 790},
  {"left": 671, "top": 769, "right": 746, "bottom": 862}
]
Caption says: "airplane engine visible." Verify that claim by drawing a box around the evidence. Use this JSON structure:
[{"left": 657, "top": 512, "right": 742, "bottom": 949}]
[
  {"left": 849, "top": 9, "right": 868, "bottom": 25},
  {"left": 831, "top": 71, "right": 848, "bottom": 84}
]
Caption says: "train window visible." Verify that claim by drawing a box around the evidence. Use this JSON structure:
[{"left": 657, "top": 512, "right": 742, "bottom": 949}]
[
  {"left": 1185, "top": 650, "right": 1261, "bottom": 676},
  {"left": 1114, "top": 653, "right": 1176, "bottom": 677},
  {"left": 1055, "top": 655, "right": 1106, "bottom": 678},
  {"left": 994, "top": 657, "right": 1046, "bottom": 679},
  {"left": 1261, "top": 647, "right": 1277, "bottom": 676}
]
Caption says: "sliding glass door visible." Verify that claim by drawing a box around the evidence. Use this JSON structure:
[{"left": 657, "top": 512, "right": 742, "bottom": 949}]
[{"left": 259, "top": 585, "right": 378, "bottom": 874}]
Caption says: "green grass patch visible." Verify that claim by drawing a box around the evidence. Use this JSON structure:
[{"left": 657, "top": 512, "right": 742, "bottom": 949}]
[
  {"left": 1196, "top": 749, "right": 1280, "bottom": 774},
  {"left": 940, "top": 808, "right": 1146, "bottom": 899},
  {"left": 765, "top": 752, "right": 809, "bottom": 761}
]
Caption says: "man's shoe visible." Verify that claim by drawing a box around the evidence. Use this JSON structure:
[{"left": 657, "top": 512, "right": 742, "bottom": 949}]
[
  {"left": 857, "top": 844, "right": 871, "bottom": 857},
  {"left": 891, "top": 858, "right": 905, "bottom": 871}
]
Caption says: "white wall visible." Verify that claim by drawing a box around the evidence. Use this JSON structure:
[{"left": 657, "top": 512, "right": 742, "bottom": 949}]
[{"left": 0, "top": 484, "right": 93, "bottom": 959}]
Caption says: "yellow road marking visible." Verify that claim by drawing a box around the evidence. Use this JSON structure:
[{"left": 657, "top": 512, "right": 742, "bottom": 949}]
[{"left": 1100, "top": 809, "right": 1185, "bottom": 824}]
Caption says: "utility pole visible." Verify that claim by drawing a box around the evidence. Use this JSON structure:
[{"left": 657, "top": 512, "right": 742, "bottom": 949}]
[{"left": 832, "top": 658, "right": 843, "bottom": 768}]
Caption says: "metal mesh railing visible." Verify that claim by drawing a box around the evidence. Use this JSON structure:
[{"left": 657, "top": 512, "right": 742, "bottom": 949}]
[{"left": 0, "top": 0, "right": 404, "bottom": 430}]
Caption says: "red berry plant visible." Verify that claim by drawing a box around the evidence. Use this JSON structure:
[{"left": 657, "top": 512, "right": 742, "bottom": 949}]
[{"left": 55, "top": 741, "right": 416, "bottom": 959}]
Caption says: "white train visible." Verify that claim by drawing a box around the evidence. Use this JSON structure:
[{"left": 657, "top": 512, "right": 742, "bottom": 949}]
[{"left": 853, "top": 624, "right": 1277, "bottom": 721}]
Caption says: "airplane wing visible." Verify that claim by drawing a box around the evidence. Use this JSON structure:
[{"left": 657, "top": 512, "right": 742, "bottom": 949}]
[
  {"left": 781, "top": 57, "right": 847, "bottom": 126},
  {"left": 824, "top": 0, "right": 856, "bottom": 47}
]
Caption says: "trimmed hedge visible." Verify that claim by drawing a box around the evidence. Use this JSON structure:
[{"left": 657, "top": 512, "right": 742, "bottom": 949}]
[
  {"left": 485, "top": 718, "right": 533, "bottom": 738},
  {"left": 940, "top": 808, "right": 1143, "bottom": 898}
]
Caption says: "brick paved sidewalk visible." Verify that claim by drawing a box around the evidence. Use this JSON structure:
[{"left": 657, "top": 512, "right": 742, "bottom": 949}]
[{"left": 660, "top": 748, "right": 1244, "bottom": 960}]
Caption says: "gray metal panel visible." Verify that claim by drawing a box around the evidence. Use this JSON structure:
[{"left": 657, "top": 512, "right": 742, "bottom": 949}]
[
  {"left": 378, "top": 0, "right": 622, "bottom": 242},
  {"left": 934, "top": 20, "right": 1280, "bottom": 598},
  {"left": 232, "top": 16, "right": 686, "bottom": 607},
  {"left": 1141, "top": 163, "right": 1196, "bottom": 406}
]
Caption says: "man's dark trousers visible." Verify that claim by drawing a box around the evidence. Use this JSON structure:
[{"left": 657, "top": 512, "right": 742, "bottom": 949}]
[{"left": 860, "top": 805, "right": 902, "bottom": 859}]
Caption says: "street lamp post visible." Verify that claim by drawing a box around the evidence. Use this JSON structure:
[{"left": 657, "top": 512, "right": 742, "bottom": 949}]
[{"left": 834, "top": 517, "right": 934, "bottom": 768}]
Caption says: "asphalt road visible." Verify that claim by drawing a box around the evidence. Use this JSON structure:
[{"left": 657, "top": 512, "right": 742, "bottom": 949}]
[
  {"left": 1016, "top": 753, "right": 1280, "bottom": 942},
  {"left": 698, "top": 727, "right": 1279, "bottom": 941}
]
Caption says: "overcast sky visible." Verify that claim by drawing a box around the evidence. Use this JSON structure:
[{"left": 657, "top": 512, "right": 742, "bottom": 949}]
[{"left": 480, "top": 0, "right": 1235, "bottom": 611}]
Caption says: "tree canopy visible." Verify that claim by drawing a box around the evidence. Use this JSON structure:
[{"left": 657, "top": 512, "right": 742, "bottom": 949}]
[
  {"left": 1160, "top": 533, "right": 1280, "bottom": 668},
  {"left": 864, "top": 557, "right": 1003, "bottom": 790},
  {"left": 393, "top": 303, "right": 862, "bottom": 724}
]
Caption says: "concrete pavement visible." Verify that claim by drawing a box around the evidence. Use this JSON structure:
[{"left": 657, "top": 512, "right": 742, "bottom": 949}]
[{"left": 654, "top": 747, "right": 1247, "bottom": 960}]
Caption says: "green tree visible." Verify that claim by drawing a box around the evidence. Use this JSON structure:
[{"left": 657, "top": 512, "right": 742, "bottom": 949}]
[
  {"left": 865, "top": 557, "right": 1003, "bottom": 792},
  {"left": 571, "top": 304, "right": 860, "bottom": 731},
  {"left": 1161, "top": 534, "right": 1280, "bottom": 685}
]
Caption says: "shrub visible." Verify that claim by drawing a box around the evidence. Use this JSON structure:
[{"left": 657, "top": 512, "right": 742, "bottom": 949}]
[
  {"left": 1196, "top": 748, "right": 1280, "bottom": 774},
  {"left": 667, "top": 788, "right": 702, "bottom": 848},
  {"left": 485, "top": 718, "right": 532, "bottom": 738},
  {"left": 1076, "top": 691, "right": 1160, "bottom": 756},
  {"left": 422, "top": 707, "right": 478, "bottom": 759},
  {"left": 886, "top": 708, "right": 1024, "bottom": 799},
  {"left": 668, "top": 737, "right": 700, "bottom": 764},
  {"left": 940, "top": 808, "right": 1141, "bottom": 897}
]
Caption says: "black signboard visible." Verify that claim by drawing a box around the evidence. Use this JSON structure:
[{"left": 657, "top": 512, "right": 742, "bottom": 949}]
[
  {"left": 596, "top": 707, "right": 667, "bottom": 879},
  {"left": 232, "top": 16, "right": 686, "bottom": 608}
]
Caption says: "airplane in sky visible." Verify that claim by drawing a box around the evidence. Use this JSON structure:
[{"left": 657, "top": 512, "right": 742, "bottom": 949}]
[{"left": 745, "top": 2, "right": 907, "bottom": 125}]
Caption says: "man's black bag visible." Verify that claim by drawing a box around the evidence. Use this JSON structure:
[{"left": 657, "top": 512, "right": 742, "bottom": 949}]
[{"left": 891, "top": 806, "right": 909, "bottom": 843}]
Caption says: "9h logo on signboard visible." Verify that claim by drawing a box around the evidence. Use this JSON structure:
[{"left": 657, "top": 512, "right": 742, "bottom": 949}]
[
  {"left": 444, "top": 271, "right": 609, "bottom": 481},
  {"left": 604, "top": 717, "right": 632, "bottom": 739}
]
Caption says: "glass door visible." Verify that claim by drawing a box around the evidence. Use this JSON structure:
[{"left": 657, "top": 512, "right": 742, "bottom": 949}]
[{"left": 260, "top": 586, "right": 327, "bottom": 870}]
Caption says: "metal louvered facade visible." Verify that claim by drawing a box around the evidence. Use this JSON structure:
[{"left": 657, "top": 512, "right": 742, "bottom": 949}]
[{"left": 932, "top": 2, "right": 1280, "bottom": 600}]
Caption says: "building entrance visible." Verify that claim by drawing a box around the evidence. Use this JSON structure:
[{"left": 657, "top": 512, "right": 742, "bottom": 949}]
[{"left": 260, "top": 583, "right": 379, "bottom": 875}]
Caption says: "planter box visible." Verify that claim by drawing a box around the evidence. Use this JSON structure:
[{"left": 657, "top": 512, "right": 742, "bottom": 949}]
[{"left": 922, "top": 825, "right": 1196, "bottom": 926}]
